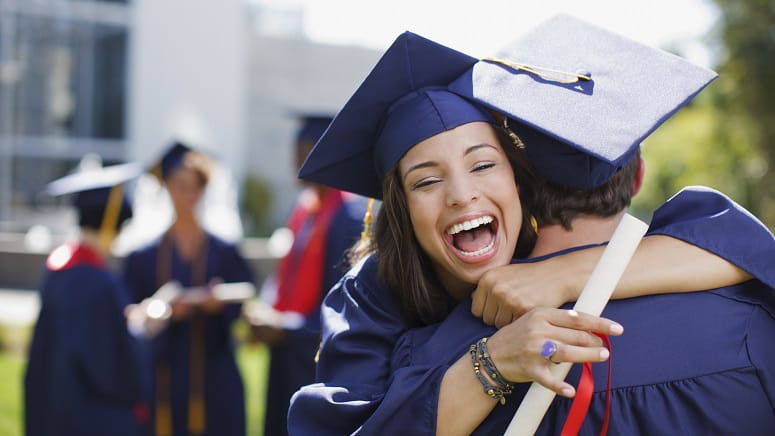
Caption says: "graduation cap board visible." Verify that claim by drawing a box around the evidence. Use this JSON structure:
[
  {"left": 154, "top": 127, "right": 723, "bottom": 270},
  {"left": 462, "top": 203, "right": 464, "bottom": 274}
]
[
  {"left": 298, "top": 31, "right": 495, "bottom": 200},
  {"left": 46, "top": 162, "right": 143, "bottom": 250},
  {"left": 448, "top": 14, "right": 718, "bottom": 190}
]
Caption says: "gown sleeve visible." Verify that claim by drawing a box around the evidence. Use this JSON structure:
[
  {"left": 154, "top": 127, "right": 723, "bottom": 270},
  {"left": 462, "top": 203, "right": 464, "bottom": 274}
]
[
  {"left": 647, "top": 185, "right": 775, "bottom": 288},
  {"left": 288, "top": 255, "right": 409, "bottom": 435}
]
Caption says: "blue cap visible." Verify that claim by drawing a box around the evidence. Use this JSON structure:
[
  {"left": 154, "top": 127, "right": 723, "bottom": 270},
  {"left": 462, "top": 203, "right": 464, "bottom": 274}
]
[
  {"left": 449, "top": 14, "right": 718, "bottom": 190},
  {"left": 46, "top": 162, "right": 142, "bottom": 224},
  {"left": 298, "top": 31, "right": 495, "bottom": 200},
  {"left": 296, "top": 116, "right": 334, "bottom": 144},
  {"left": 158, "top": 141, "right": 191, "bottom": 180}
]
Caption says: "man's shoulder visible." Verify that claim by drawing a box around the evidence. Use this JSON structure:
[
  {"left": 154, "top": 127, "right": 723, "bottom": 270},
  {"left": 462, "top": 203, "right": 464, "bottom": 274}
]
[{"left": 710, "top": 279, "right": 775, "bottom": 319}]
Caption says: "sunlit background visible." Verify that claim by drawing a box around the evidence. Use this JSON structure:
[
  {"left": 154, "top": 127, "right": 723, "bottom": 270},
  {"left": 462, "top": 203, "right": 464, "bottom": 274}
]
[{"left": 0, "top": 0, "right": 772, "bottom": 435}]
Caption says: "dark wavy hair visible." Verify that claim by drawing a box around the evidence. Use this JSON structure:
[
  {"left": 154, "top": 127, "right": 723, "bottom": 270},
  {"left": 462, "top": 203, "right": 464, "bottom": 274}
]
[{"left": 351, "top": 124, "right": 537, "bottom": 326}]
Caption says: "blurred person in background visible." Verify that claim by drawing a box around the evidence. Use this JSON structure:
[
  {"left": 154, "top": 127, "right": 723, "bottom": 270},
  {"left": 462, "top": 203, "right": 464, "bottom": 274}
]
[
  {"left": 25, "top": 162, "right": 151, "bottom": 436},
  {"left": 244, "top": 115, "right": 366, "bottom": 436},
  {"left": 122, "top": 142, "right": 254, "bottom": 436}
]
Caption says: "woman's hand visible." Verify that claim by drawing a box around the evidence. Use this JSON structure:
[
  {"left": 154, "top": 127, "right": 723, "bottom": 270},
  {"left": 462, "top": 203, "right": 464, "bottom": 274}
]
[
  {"left": 171, "top": 299, "right": 194, "bottom": 320},
  {"left": 485, "top": 307, "right": 623, "bottom": 397},
  {"left": 472, "top": 251, "right": 597, "bottom": 327}
]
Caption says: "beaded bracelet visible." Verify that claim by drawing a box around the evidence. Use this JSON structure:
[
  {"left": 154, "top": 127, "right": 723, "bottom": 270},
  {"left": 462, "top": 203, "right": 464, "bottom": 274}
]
[
  {"left": 476, "top": 337, "right": 514, "bottom": 390},
  {"left": 469, "top": 340, "right": 513, "bottom": 405}
]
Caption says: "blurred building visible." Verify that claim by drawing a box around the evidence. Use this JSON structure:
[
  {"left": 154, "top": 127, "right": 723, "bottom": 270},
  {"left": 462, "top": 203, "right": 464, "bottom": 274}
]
[
  {"left": 0, "top": 0, "right": 131, "bottom": 230},
  {"left": 0, "top": 0, "right": 380, "bottom": 237}
]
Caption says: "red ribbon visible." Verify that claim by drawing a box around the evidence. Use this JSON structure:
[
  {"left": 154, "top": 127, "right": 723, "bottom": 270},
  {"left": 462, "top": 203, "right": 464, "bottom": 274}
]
[{"left": 560, "top": 334, "right": 612, "bottom": 436}]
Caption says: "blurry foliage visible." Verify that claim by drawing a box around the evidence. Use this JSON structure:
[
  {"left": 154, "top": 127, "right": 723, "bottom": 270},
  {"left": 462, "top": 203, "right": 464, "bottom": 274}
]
[
  {"left": 242, "top": 174, "right": 274, "bottom": 237},
  {"left": 633, "top": 0, "right": 774, "bottom": 230}
]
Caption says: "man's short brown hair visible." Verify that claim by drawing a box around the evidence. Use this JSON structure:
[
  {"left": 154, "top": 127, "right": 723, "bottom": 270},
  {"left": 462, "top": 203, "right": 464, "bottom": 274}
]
[{"left": 530, "top": 150, "right": 641, "bottom": 230}]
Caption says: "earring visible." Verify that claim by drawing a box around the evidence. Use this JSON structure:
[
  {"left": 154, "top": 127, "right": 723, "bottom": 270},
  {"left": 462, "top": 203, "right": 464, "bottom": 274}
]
[{"left": 530, "top": 215, "right": 539, "bottom": 234}]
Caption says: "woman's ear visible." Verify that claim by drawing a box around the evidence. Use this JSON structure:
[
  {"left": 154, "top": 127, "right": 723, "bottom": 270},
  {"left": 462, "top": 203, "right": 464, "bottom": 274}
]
[{"left": 632, "top": 157, "right": 646, "bottom": 196}]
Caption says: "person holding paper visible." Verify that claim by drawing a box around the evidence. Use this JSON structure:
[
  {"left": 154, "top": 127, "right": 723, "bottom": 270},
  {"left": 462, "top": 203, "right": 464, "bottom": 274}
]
[
  {"left": 287, "top": 27, "right": 771, "bottom": 435},
  {"left": 244, "top": 115, "right": 366, "bottom": 436},
  {"left": 386, "top": 15, "right": 775, "bottom": 435},
  {"left": 25, "top": 162, "right": 150, "bottom": 436},
  {"left": 123, "top": 142, "right": 254, "bottom": 436}
]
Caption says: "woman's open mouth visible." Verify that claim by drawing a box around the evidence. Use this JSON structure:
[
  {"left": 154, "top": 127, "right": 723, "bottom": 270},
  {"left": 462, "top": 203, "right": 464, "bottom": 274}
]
[{"left": 445, "top": 215, "right": 499, "bottom": 261}]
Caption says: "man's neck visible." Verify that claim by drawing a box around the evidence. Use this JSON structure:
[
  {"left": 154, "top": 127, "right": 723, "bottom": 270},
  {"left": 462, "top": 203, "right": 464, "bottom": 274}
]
[{"left": 529, "top": 211, "right": 625, "bottom": 258}]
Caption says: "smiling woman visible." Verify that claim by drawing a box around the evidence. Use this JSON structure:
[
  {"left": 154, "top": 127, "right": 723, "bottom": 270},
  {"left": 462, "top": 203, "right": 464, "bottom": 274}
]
[{"left": 392, "top": 121, "right": 533, "bottom": 310}]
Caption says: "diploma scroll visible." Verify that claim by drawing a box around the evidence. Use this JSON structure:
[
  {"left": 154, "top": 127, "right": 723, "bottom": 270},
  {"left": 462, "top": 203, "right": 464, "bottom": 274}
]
[
  {"left": 503, "top": 213, "right": 649, "bottom": 436},
  {"left": 127, "top": 281, "right": 256, "bottom": 338}
]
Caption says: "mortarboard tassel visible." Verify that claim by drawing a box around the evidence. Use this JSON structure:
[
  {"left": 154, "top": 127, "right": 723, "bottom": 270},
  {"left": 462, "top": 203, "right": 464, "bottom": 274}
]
[
  {"left": 98, "top": 183, "right": 124, "bottom": 253},
  {"left": 359, "top": 198, "right": 375, "bottom": 244}
]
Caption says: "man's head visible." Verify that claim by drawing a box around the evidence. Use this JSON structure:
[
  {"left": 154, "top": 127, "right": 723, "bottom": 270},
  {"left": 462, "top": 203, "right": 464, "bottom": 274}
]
[
  {"left": 448, "top": 14, "right": 717, "bottom": 229},
  {"left": 530, "top": 150, "right": 644, "bottom": 229},
  {"left": 294, "top": 116, "right": 333, "bottom": 173},
  {"left": 46, "top": 162, "right": 142, "bottom": 250}
]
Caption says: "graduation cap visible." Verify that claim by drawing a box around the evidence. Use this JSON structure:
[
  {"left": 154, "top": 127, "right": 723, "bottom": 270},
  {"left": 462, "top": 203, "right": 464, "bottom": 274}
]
[
  {"left": 296, "top": 115, "right": 334, "bottom": 144},
  {"left": 153, "top": 141, "right": 191, "bottom": 180},
  {"left": 448, "top": 14, "right": 718, "bottom": 190},
  {"left": 298, "top": 31, "right": 495, "bottom": 200},
  {"left": 46, "top": 162, "right": 142, "bottom": 248},
  {"left": 148, "top": 140, "right": 214, "bottom": 184}
]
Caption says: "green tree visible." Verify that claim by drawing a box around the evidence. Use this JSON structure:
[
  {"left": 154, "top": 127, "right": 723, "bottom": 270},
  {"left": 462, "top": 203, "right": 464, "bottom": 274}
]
[
  {"left": 633, "top": 0, "right": 774, "bottom": 230},
  {"left": 709, "top": 0, "right": 775, "bottom": 226}
]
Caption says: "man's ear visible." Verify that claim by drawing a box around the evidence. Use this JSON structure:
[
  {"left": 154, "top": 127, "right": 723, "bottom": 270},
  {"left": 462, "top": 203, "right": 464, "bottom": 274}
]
[{"left": 632, "top": 157, "right": 645, "bottom": 196}]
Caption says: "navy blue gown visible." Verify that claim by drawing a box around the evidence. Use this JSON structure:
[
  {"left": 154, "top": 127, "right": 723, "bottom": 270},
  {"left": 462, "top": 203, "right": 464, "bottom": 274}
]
[
  {"left": 25, "top": 243, "right": 150, "bottom": 436},
  {"left": 288, "top": 187, "right": 775, "bottom": 435},
  {"left": 123, "top": 232, "right": 253, "bottom": 436}
]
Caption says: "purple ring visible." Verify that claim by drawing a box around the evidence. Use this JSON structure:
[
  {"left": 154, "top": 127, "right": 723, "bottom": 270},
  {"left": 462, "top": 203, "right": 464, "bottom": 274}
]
[{"left": 540, "top": 340, "right": 558, "bottom": 360}]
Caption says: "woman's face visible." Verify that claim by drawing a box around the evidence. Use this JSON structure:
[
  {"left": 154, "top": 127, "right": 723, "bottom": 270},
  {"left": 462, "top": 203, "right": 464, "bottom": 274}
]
[
  {"left": 399, "top": 121, "right": 522, "bottom": 298},
  {"left": 165, "top": 167, "right": 205, "bottom": 216}
]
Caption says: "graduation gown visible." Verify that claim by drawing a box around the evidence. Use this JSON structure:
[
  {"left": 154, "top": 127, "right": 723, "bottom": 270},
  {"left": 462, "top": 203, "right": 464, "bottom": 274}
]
[
  {"left": 25, "top": 243, "right": 149, "bottom": 436},
  {"left": 288, "top": 186, "right": 775, "bottom": 435},
  {"left": 264, "top": 190, "right": 366, "bottom": 436},
  {"left": 123, "top": 232, "right": 253, "bottom": 436}
]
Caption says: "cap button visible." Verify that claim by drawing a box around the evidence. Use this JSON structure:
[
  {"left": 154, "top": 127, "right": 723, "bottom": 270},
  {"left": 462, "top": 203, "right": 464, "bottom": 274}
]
[{"left": 576, "top": 69, "right": 591, "bottom": 80}]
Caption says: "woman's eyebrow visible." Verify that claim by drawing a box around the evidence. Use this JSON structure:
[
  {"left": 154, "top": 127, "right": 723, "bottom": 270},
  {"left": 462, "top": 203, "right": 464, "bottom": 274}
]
[
  {"left": 464, "top": 143, "right": 497, "bottom": 155},
  {"left": 403, "top": 161, "right": 438, "bottom": 181}
]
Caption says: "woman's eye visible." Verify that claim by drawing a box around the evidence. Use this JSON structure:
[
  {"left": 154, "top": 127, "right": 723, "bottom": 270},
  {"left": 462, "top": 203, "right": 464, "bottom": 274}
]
[
  {"left": 412, "top": 178, "right": 440, "bottom": 190},
  {"left": 473, "top": 162, "right": 495, "bottom": 172}
]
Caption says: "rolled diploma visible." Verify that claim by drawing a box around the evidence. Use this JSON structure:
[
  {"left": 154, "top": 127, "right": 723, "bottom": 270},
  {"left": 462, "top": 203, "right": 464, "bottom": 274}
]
[{"left": 503, "top": 213, "right": 649, "bottom": 436}]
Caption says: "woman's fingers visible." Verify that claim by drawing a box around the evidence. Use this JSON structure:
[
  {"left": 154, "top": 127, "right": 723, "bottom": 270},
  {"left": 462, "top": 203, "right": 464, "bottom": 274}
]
[
  {"left": 540, "top": 340, "right": 610, "bottom": 364},
  {"left": 530, "top": 366, "right": 576, "bottom": 398},
  {"left": 545, "top": 309, "right": 624, "bottom": 337}
]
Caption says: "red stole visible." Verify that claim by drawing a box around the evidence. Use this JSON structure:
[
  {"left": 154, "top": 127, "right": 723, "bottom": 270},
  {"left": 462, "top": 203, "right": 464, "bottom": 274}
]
[
  {"left": 273, "top": 188, "right": 345, "bottom": 315},
  {"left": 46, "top": 242, "right": 106, "bottom": 271}
]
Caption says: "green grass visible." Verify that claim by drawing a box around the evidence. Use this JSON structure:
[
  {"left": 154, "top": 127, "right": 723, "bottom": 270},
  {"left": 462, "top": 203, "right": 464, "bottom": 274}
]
[
  {"left": 239, "top": 342, "right": 270, "bottom": 436},
  {"left": 0, "top": 352, "right": 24, "bottom": 436},
  {"left": 0, "top": 322, "right": 270, "bottom": 436}
]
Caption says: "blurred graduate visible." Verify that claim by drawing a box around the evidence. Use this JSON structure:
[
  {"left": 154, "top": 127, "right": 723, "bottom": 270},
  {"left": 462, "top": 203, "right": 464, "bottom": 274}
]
[
  {"left": 243, "top": 115, "right": 367, "bottom": 436},
  {"left": 122, "top": 142, "right": 254, "bottom": 436},
  {"left": 25, "top": 161, "right": 151, "bottom": 436}
]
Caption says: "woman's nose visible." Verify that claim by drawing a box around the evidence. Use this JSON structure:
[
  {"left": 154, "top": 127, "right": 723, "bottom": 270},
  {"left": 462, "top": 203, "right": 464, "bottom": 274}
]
[{"left": 445, "top": 178, "right": 479, "bottom": 207}]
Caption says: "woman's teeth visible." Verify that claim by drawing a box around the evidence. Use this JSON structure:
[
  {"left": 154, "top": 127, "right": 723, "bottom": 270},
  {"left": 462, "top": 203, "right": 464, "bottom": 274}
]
[{"left": 446, "top": 215, "right": 494, "bottom": 235}]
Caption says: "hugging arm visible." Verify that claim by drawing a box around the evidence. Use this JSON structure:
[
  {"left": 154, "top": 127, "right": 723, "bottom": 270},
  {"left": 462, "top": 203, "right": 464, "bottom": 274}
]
[{"left": 473, "top": 186, "right": 769, "bottom": 327}]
